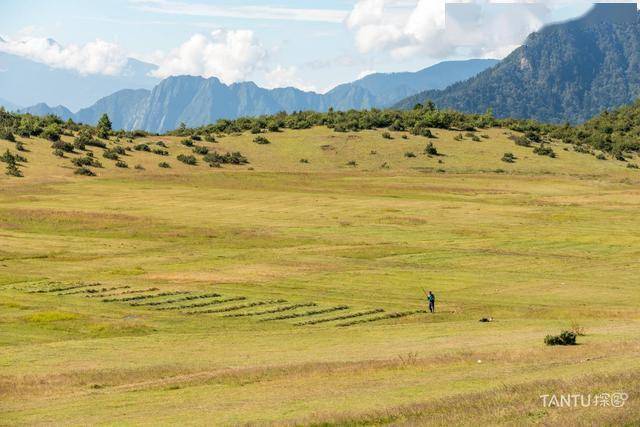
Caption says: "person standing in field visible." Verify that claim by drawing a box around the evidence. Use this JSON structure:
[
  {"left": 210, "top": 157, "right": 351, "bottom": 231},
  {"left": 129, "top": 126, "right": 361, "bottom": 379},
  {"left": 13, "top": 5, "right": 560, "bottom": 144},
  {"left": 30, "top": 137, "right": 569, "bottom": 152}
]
[{"left": 427, "top": 291, "right": 435, "bottom": 313}]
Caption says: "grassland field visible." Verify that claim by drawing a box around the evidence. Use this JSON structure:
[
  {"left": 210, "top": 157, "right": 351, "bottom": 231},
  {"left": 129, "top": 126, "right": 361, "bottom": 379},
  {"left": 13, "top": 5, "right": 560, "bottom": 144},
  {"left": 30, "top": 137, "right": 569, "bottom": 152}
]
[{"left": 1, "top": 126, "right": 639, "bottom": 425}]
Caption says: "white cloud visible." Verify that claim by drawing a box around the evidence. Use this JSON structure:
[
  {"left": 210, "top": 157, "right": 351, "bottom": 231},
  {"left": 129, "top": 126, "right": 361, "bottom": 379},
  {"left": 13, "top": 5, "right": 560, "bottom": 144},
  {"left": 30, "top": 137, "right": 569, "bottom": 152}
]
[
  {"left": 0, "top": 36, "right": 127, "bottom": 75},
  {"left": 345, "top": 0, "right": 556, "bottom": 60},
  {"left": 151, "top": 30, "right": 267, "bottom": 83},
  {"left": 263, "top": 65, "right": 317, "bottom": 92},
  {"left": 130, "top": 0, "right": 349, "bottom": 23}
]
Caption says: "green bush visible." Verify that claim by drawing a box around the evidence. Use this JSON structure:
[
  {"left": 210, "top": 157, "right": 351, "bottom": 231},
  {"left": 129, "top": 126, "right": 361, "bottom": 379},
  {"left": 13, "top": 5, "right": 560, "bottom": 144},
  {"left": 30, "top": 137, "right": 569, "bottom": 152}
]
[
  {"left": 15, "top": 141, "right": 27, "bottom": 152},
  {"left": 299, "top": 158, "right": 309, "bottom": 164},
  {"left": 544, "top": 330, "right": 577, "bottom": 346},
  {"left": 204, "top": 134, "right": 216, "bottom": 143},
  {"left": 71, "top": 156, "right": 102, "bottom": 168},
  {"left": 627, "top": 163, "right": 639, "bottom": 169},
  {"left": 103, "top": 150, "right": 119, "bottom": 160},
  {"left": 253, "top": 136, "right": 271, "bottom": 145},
  {"left": 156, "top": 141, "right": 168, "bottom": 147},
  {"left": 158, "top": 162, "right": 171, "bottom": 168},
  {"left": 41, "top": 124, "right": 61, "bottom": 142},
  {"left": 53, "top": 149, "right": 65, "bottom": 157},
  {"left": 115, "top": 160, "right": 128, "bottom": 168},
  {"left": 404, "top": 151, "right": 416, "bottom": 158},
  {"left": 134, "top": 143, "right": 151, "bottom": 152},
  {"left": 1, "top": 129, "right": 16, "bottom": 142},
  {"left": 424, "top": 142, "right": 439, "bottom": 156},
  {"left": 381, "top": 132, "right": 392, "bottom": 140},
  {"left": 177, "top": 154, "right": 197, "bottom": 165},
  {"left": 180, "top": 138, "right": 194, "bottom": 147},
  {"left": 501, "top": 152, "right": 516, "bottom": 163},
  {"left": 5, "top": 162, "right": 22, "bottom": 177},
  {"left": 152, "top": 148, "right": 169, "bottom": 156},
  {"left": 203, "top": 151, "right": 248, "bottom": 166},
  {"left": 596, "top": 153, "right": 606, "bottom": 160},
  {"left": 346, "top": 160, "right": 357, "bottom": 167},
  {"left": 533, "top": 144, "right": 556, "bottom": 158},
  {"left": 51, "top": 140, "right": 74, "bottom": 153},
  {"left": 74, "top": 166, "right": 95, "bottom": 176},
  {"left": 192, "top": 145, "right": 209, "bottom": 155}
]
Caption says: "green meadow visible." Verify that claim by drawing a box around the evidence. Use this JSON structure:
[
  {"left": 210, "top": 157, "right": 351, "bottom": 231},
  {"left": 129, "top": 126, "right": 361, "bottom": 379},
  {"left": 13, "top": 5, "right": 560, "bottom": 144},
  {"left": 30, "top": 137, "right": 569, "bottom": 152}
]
[{"left": 1, "top": 127, "right": 639, "bottom": 425}]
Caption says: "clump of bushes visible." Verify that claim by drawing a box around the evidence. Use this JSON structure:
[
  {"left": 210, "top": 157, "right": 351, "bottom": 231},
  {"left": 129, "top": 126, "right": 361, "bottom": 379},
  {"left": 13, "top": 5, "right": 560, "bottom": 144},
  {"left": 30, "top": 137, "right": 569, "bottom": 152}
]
[
  {"left": 192, "top": 145, "right": 209, "bottom": 155},
  {"left": 404, "top": 151, "right": 416, "bottom": 158},
  {"left": 177, "top": 154, "right": 197, "bottom": 165},
  {"left": 533, "top": 144, "right": 556, "bottom": 158},
  {"left": 158, "top": 161, "right": 171, "bottom": 168},
  {"left": 180, "top": 138, "right": 194, "bottom": 147},
  {"left": 115, "top": 160, "right": 128, "bottom": 168},
  {"left": 0, "top": 129, "right": 16, "bottom": 142},
  {"left": 382, "top": 132, "right": 392, "bottom": 140},
  {"left": 51, "top": 140, "right": 74, "bottom": 153},
  {"left": 346, "top": 160, "right": 357, "bottom": 167},
  {"left": 501, "top": 152, "right": 516, "bottom": 163},
  {"left": 424, "top": 142, "right": 439, "bottom": 156},
  {"left": 203, "top": 151, "right": 248, "bottom": 166},
  {"left": 411, "top": 125, "right": 434, "bottom": 138},
  {"left": 627, "top": 163, "right": 639, "bottom": 169},
  {"left": 53, "top": 149, "right": 65, "bottom": 157},
  {"left": 299, "top": 158, "right": 309, "bottom": 164},
  {"left": 41, "top": 124, "right": 61, "bottom": 141},
  {"left": 152, "top": 148, "right": 169, "bottom": 156},
  {"left": 134, "top": 143, "right": 151, "bottom": 152},
  {"left": 253, "top": 136, "right": 271, "bottom": 145},
  {"left": 155, "top": 141, "right": 167, "bottom": 147},
  {"left": 74, "top": 166, "right": 95, "bottom": 176},
  {"left": 544, "top": 330, "right": 577, "bottom": 346},
  {"left": 103, "top": 149, "right": 120, "bottom": 160},
  {"left": 71, "top": 156, "right": 102, "bottom": 168}
]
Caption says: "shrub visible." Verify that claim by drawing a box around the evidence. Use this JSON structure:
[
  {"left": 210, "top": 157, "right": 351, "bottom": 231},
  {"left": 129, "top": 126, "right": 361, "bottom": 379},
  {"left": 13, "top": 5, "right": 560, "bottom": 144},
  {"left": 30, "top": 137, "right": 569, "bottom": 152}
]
[
  {"left": 346, "top": 160, "right": 357, "bottom": 167},
  {"left": 134, "top": 164, "right": 144, "bottom": 170},
  {"left": 627, "top": 163, "right": 639, "bottom": 169},
  {"left": 299, "top": 158, "right": 309, "bottom": 163},
  {"left": 15, "top": 141, "right": 27, "bottom": 152},
  {"left": 203, "top": 151, "right": 249, "bottom": 166},
  {"left": 158, "top": 161, "right": 171, "bottom": 168},
  {"left": 380, "top": 162, "right": 390, "bottom": 169},
  {"left": 115, "top": 160, "right": 128, "bottom": 168},
  {"left": 41, "top": 124, "right": 61, "bottom": 142},
  {"left": 53, "top": 149, "right": 65, "bottom": 157},
  {"left": 501, "top": 152, "right": 516, "bottom": 163},
  {"left": 180, "top": 138, "right": 194, "bottom": 147},
  {"left": 533, "top": 144, "right": 556, "bottom": 158},
  {"left": 424, "top": 142, "right": 439, "bottom": 156},
  {"left": 5, "top": 162, "right": 22, "bottom": 177},
  {"left": 156, "top": 141, "right": 168, "bottom": 147},
  {"left": 596, "top": 153, "right": 606, "bottom": 160},
  {"left": 253, "top": 136, "right": 271, "bottom": 145},
  {"left": 152, "top": 148, "right": 169, "bottom": 156},
  {"left": 134, "top": 143, "right": 151, "bottom": 152},
  {"left": 411, "top": 125, "right": 434, "bottom": 138},
  {"left": 71, "top": 156, "right": 102, "bottom": 168},
  {"left": 511, "top": 135, "right": 531, "bottom": 147},
  {"left": 204, "top": 134, "right": 216, "bottom": 143},
  {"left": 401, "top": 135, "right": 408, "bottom": 140},
  {"left": 190, "top": 134, "right": 202, "bottom": 141},
  {"left": 96, "top": 114, "right": 112, "bottom": 139},
  {"left": 544, "top": 330, "right": 577, "bottom": 346},
  {"left": 471, "top": 135, "right": 481, "bottom": 142},
  {"left": 103, "top": 150, "right": 119, "bottom": 160},
  {"left": 177, "top": 154, "right": 197, "bottom": 165},
  {"left": 74, "top": 167, "right": 95, "bottom": 176},
  {"left": 192, "top": 145, "right": 209, "bottom": 155},
  {"left": 404, "top": 151, "right": 416, "bottom": 158},
  {"left": 381, "top": 131, "right": 392, "bottom": 140},
  {"left": 111, "top": 145, "right": 126, "bottom": 155},
  {"left": 250, "top": 124, "right": 262, "bottom": 134},
  {"left": 0, "top": 129, "right": 16, "bottom": 142},
  {"left": 51, "top": 140, "right": 74, "bottom": 153}
]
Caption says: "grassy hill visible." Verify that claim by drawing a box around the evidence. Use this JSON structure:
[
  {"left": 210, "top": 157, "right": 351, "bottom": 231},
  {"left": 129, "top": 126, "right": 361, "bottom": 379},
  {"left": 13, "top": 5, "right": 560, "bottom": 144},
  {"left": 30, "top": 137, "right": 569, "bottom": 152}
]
[{"left": 1, "top": 122, "right": 640, "bottom": 424}]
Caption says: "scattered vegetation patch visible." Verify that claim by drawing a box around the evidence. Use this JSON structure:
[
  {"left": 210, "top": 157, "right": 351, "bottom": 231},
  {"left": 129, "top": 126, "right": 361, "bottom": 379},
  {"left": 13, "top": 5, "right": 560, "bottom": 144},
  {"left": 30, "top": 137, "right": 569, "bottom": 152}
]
[
  {"left": 336, "top": 310, "right": 427, "bottom": 327},
  {"left": 74, "top": 167, "right": 95, "bottom": 176},
  {"left": 224, "top": 303, "right": 316, "bottom": 317},
  {"left": 130, "top": 293, "right": 222, "bottom": 307},
  {"left": 260, "top": 306, "right": 349, "bottom": 322},
  {"left": 533, "top": 144, "right": 556, "bottom": 158},
  {"left": 253, "top": 136, "right": 271, "bottom": 145},
  {"left": 203, "top": 151, "right": 249, "bottom": 167},
  {"left": 158, "top": 161, "right": 171, "bottom": 168},
  {"left": 183, "top": 299, "right": 281, "bottom": 315},
  {"left": 501, "top": 152, "right": 517, "bottom": 163},
  {"left": 177, "top": 154, "right": 197, "bottom": 165},
  {"left": 160, "top": 296, "right": 247, "bottom": 311},
  {"left": 544, "top": 330, "right": 577, "bottom": 346}
]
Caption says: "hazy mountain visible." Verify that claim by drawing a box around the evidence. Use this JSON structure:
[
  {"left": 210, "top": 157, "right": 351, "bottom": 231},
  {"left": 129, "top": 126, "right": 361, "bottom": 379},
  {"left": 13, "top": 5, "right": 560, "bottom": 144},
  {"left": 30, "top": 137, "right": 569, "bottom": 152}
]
[
  {"left": 395, "top": 4, "right": 640, "bottom": 124},
  {"left": 19, "top": 103, "right": 73, "bottom": 120},
  {"left": 331, "top": 59, "right": 498, "bottom": 107},
  {"left": 0, "top": 97, "right": 20, "bottom": 111},
  {"left": 19, "top": 58, "right": 497, "bottom": 133},
  {"left": 0, "top": 40, "right": 160, "bottom": 110}
]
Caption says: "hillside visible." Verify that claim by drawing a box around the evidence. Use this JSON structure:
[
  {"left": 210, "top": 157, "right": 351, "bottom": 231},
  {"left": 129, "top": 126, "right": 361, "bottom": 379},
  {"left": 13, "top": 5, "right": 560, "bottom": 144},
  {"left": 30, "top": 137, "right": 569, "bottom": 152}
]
[
  {"left": 18, "top": 59, "right": 497, "bottom": 133},
  {"left": 2, "top": 110, "right": 640, "bottom": 425},
  {"left": 396, "top": 3, "right": 640, "bottom": 123}
]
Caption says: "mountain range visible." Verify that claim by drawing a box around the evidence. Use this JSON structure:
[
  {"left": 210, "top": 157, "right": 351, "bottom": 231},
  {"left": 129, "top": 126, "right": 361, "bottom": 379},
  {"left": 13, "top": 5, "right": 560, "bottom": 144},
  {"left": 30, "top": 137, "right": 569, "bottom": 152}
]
[
  {"left": 16, "top": 59, "right": 497, "bottom": 133},
  {"left": 395, "top": 3, "right": 640, "bottom": 124}
]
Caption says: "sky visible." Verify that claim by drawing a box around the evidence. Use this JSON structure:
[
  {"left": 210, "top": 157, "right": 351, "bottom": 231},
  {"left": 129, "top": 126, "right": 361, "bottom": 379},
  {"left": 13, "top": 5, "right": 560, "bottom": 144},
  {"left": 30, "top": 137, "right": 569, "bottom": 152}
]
[{"left": 0, "top": 0, "right": 635, "bottom": 93}]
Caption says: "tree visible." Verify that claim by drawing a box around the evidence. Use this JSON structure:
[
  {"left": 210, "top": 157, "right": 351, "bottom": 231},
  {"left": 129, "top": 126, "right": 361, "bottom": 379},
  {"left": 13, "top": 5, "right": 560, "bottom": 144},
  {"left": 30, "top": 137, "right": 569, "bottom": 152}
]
[{"left": 97, "top": 114, "right": 112, "bottom": 139}]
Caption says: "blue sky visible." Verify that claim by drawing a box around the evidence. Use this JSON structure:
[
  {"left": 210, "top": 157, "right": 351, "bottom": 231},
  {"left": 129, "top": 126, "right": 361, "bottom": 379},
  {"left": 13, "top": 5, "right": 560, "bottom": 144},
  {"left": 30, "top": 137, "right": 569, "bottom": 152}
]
[{"left": 0, "top": 0, "right": 616, "bottom": 92}]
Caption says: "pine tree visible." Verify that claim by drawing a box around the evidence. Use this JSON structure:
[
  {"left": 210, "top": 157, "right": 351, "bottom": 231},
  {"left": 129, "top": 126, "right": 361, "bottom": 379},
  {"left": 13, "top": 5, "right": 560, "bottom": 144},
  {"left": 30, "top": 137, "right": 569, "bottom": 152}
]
[{"left": 97, "top": 114, "right": 112, "bottom": 139}]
